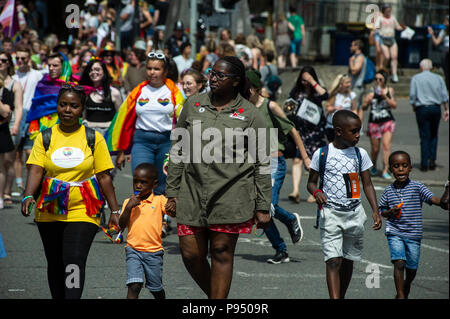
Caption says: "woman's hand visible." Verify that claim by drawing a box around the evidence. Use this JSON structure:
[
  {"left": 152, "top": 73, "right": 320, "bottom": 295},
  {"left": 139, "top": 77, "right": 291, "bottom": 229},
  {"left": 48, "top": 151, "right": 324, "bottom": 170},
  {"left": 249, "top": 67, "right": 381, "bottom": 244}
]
[
  {"left": 116, "top": 151, "right": 127, "bottom": 170},
  {"left": 303, "top": 157, "right": 311, "bottom": 170},
  {"left": 165, "top": 197, "right": 177, "bottom": 217},
  {"left": 21, "top": 196, "right": 35, "bottom": 217},
  {"left": 254, "top": 210, "right": 270, "bottom": 229}
]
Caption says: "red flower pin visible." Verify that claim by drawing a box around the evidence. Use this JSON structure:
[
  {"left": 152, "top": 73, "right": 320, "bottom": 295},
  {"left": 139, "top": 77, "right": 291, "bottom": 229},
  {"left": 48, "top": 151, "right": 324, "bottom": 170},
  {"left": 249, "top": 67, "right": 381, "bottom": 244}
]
[
  {"left": 195, "top": 102, "right": 200, "bottom": 107},
  {"left": 238, "top": 108, "right": 244, "bottom": 114}
]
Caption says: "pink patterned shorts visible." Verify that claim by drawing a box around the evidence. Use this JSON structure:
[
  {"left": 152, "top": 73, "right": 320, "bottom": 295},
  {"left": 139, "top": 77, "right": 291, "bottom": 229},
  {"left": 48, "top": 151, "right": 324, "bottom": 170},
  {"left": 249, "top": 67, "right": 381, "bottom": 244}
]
[
  {"left": 367, "top": 120, "right": 396, "bottom": 139},
  {"left": 177, "top": 219, "right": 254, "bottom": 236}
]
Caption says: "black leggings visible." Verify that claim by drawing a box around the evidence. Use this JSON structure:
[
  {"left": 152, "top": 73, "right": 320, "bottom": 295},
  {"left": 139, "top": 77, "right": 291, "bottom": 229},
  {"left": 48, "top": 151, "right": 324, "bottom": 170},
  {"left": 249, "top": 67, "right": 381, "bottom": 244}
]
[{"left": 37, "top": 222, "right": 98, "bottom": 299}]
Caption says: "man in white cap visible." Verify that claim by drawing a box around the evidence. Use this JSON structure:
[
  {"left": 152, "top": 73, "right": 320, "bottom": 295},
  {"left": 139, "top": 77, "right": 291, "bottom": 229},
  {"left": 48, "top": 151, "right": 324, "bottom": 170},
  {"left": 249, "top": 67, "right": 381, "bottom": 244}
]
[{"left": 79, "top": 0, "right": 99, "bottom": 41}]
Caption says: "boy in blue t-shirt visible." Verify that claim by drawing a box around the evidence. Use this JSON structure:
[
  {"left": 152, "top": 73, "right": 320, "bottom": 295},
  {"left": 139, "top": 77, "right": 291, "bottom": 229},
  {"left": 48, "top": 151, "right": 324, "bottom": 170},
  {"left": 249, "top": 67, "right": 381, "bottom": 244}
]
[{"left": 378, "top": 150, "right": 445, "bottom": 299}]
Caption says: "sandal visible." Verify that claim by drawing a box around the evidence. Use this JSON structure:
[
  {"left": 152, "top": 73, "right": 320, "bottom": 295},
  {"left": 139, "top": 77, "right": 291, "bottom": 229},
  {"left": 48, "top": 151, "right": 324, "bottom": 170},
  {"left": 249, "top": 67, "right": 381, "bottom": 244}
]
[
  {"left": 288, "top": 193, "right": 300, "bottom": 203},
  {"left": 307, "top": 194, "right": 316, "bottom": 203},
  {"left": 3, "top": 195, "right": 13, "bottom": 205}
]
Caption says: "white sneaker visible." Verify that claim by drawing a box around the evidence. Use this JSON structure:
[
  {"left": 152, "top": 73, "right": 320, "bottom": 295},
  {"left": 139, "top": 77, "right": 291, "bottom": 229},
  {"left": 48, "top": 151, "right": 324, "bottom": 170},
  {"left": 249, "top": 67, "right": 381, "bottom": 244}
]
[
  {"left": 0, "top": 198, "right": 4, "bottom": 209},
  {"left": 391, "top": 74, "right": 399, "bottom": 83}
]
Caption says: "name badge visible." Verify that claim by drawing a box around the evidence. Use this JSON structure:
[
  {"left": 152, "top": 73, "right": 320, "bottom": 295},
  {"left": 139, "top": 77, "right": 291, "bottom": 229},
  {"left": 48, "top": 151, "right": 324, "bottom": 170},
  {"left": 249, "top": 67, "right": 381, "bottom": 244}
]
[{"left": 229, "top": 113, "right": 246, "bottom": 121}]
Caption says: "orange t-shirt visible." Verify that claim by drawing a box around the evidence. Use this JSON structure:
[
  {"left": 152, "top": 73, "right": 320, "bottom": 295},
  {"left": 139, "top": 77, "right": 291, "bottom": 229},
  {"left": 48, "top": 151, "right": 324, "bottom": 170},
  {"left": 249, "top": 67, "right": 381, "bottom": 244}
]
[{"left": 121, "top": 193, "right": 168, "bottom": 253}]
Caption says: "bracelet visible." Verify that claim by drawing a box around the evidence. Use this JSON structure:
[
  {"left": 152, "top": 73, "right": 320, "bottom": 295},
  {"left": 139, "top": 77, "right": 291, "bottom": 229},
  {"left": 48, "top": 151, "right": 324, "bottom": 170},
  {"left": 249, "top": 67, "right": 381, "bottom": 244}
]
[
  {"left": 111, "top": 210, "right": 121, "bottom": 215},
  {"left": 312, "top": 189, "right": 323, "bottom": 198},
  {"left": 21, "top": 195, "right": 34, "bottom": 203},
  {"left": 313, "top": 82, "right": 319, "bottom": 89}
]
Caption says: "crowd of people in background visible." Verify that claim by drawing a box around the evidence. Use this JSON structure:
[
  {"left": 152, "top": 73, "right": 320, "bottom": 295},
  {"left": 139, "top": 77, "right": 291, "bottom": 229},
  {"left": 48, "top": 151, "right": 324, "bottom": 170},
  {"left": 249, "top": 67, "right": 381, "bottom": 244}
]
[{"left": 0, "top": 0, "right": 449, "bottom": 301}]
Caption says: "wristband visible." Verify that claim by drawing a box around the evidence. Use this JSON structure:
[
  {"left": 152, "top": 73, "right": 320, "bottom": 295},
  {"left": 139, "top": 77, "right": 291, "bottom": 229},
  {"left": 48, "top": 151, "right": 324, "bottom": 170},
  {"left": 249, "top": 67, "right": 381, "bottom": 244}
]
[
  {"left": 21, "top": 195, "right": 34, "bottom": 203},
  {"left": 313, "top": 82, "right": 319, "bottom": 89},
  {"left": 312, "top": 189, "right": 323, "bottom": 198},
  {"left": 111, "top": 210, "right": 121, "bottom": 215}
]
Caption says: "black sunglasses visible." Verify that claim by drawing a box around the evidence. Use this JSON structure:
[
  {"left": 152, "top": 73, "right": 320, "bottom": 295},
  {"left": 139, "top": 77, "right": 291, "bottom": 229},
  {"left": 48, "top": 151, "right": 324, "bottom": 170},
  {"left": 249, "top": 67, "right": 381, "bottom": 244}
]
[{"left": 0, "top": 58, "right": 9, "bottom": 63}]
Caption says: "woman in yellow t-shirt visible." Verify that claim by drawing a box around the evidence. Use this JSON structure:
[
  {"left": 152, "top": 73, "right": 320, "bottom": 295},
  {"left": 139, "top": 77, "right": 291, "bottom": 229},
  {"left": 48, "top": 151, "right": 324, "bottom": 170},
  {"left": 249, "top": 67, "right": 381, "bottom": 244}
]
[{"left": 20, "top": 84, "right": 121, "bottom": 299}]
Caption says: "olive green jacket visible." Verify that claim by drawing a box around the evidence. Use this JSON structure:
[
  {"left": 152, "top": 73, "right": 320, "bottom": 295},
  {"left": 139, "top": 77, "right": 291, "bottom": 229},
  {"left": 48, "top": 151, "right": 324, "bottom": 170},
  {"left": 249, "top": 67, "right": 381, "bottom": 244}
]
[{"left": 166, "top": 92, "right": 272, "bottom": 226}]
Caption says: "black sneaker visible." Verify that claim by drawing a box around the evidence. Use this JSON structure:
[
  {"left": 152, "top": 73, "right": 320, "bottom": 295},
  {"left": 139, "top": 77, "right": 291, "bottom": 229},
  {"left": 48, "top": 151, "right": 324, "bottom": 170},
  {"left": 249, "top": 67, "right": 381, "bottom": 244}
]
[
  {"left": 267, "top": 251, "right": 290, "bottom": 264},
  {"left": 288, "top": 213, "right": 304, "bottom": 244}
]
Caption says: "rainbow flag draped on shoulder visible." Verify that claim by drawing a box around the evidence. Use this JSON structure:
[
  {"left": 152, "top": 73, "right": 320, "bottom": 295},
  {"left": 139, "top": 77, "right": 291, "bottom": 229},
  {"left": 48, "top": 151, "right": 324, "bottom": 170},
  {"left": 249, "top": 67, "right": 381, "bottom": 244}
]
[
  {"left": 26, "top": 53, "right": 73, "bottom": 140},
  {"left": 105, "top": 78, "right": 184, "bottom": 153}
]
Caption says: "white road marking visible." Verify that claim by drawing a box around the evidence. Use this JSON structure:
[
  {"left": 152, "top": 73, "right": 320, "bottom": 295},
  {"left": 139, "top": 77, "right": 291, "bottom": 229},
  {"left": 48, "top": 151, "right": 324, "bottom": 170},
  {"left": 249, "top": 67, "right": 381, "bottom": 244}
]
[
  {"left": 235, "top": 271, "right": 448, "bottom": 281},
  {"left": 421, "top": 244, "right": 449, "bottom": 254}
]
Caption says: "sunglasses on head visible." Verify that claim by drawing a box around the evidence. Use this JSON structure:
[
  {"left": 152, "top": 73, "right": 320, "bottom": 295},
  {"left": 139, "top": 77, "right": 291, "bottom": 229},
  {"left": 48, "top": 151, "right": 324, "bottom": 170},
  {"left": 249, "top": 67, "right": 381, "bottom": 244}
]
[
  {"left": 61, "top": 83, "right": 85, "bottom": 92},
  {"left": 148, "top": 51, "right": 166, "bottom": 61}
]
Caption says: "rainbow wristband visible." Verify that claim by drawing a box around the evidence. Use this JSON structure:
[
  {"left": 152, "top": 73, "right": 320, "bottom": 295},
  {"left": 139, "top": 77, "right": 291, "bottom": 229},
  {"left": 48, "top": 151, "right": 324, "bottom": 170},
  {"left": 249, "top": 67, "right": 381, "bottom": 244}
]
[{"left": 21, "top": 195, "right": 34, "bottom": 203}]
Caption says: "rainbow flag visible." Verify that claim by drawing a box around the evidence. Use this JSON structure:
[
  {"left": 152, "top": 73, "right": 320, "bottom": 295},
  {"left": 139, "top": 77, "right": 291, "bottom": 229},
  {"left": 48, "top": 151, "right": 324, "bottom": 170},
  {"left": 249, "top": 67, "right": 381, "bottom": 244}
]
[
  {"left": 26, "top": 54, "right": 75, "bottom": 140},
  {"left": 0, "top": 0, "right": 19, "bottom": 38},
  {"left": 37, "top": 177, "right": 71, "bottom": 215},
  {"left": 105, "top": 78, "right": 184, "bottom": 153},
  {"left": 79, "top": 177, "right": 105, "bottom": 217},
  {"left": 37, "top": 176, "right": 104, "bottom": 217}
]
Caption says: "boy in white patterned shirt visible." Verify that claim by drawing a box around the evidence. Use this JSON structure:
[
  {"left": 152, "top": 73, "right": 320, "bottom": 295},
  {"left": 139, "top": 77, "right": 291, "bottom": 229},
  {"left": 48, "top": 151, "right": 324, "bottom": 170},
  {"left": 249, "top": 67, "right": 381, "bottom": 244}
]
[{"left": 307, "top": 110, "right": 382, "bottom": 299}]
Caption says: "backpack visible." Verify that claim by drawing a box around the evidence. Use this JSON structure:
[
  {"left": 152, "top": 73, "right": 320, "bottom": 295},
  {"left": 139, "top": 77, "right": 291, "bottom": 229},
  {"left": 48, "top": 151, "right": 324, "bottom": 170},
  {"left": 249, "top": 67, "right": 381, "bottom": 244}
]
[
  {"left": 41, "top": 125, "right": 96, "bottom": 153},
  {"left": 363, "top": 56, "right": 375, "bottom": 84},
  {"left": 33, "top": 126, "right": 96, "bottom": 200},
  {"left": 314, "top": 145, "right": 362, "bottom": 229},
  {"left": 265, "top": 65, "right": 282, "bottom": 93}
]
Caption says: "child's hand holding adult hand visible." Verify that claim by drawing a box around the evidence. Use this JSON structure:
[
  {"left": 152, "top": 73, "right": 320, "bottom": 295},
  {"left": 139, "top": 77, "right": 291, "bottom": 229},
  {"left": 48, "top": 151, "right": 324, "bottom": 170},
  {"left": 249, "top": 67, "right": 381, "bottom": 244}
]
[{"left": 165, "top": 198, "right": 177, "bottom": 217}]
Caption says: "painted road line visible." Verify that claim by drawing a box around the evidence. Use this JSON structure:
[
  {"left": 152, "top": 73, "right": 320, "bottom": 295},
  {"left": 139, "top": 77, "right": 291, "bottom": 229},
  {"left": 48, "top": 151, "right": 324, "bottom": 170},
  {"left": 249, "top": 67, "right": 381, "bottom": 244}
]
[
  {"left": 235, "top": 271, "right": 448, "bottom": 281},
  {"left": 421, "top": 243, "right": 449, "bottom": 254}
]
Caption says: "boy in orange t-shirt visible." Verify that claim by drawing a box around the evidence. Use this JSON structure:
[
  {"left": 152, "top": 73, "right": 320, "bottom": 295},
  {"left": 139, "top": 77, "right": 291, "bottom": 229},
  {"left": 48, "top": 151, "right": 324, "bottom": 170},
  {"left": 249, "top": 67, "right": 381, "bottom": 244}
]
[{"left": 119, "top": 163, "right": 167, "bottom": 299}]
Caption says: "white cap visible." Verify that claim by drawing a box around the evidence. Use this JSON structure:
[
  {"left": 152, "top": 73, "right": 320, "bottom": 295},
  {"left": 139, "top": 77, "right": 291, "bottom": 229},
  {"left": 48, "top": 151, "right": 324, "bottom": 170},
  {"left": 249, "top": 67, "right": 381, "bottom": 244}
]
[
  {"left": 134, "top": 40, "right": 146, "bottom": 51},
  {"left": 121, "top": 0, "right": 131, "bottom": 5},
  {"left": 84, "top": 0, "right": 97, "bottom": 6}
]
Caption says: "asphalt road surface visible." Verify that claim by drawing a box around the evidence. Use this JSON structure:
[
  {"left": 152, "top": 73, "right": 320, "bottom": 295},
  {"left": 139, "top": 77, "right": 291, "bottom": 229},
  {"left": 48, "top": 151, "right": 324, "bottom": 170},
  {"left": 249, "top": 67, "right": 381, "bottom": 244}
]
[{"left": 0, "top": 99, "right": 448, "bottom": 301}]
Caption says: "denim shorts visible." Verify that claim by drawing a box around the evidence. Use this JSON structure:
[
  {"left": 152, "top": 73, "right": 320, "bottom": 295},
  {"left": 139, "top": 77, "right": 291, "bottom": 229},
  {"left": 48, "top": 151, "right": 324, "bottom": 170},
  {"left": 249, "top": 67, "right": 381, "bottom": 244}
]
[
  {"left": 387, "top": 235, "right": 421, "bottom": 270},
  {"left": 125, "top": 246, "right": 164, "bottom": 291}
]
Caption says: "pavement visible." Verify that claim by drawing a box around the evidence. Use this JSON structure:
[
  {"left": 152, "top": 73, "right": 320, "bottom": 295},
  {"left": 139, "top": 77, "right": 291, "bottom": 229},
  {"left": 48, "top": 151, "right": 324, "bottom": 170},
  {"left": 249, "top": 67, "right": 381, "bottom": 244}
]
[{"left": 0, "top": 68, "right": 448, "bottom": 305}]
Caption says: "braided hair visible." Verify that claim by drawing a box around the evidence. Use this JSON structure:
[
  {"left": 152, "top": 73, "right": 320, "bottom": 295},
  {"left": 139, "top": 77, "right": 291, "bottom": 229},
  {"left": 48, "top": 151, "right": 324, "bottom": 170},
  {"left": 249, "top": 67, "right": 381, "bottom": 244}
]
[{"left": 218, "top": 56, "right": 251, "bottom": 100}]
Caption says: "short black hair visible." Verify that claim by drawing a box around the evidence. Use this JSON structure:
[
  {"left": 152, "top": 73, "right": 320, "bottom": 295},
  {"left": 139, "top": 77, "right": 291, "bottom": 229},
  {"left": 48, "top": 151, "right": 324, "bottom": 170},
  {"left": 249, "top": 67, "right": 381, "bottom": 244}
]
[
  {"left": 57, "top": 86, "right": 87, "bottom": 108},
  {"left": 134, "top": 163, "right": 158, "bottom": 180},
  {"left": 332, "top": 109, "right": 360, "bottom": 129},
  {"left": 388, "top": 151, "right": 411, "bottom": 167}
]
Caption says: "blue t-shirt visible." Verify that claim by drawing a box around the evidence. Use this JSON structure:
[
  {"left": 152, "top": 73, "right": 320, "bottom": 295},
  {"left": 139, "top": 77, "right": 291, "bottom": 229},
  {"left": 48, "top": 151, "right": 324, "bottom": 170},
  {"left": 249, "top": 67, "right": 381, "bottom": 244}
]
[{"left": 378, "top": 179, "right": 434, "bottom": 239}]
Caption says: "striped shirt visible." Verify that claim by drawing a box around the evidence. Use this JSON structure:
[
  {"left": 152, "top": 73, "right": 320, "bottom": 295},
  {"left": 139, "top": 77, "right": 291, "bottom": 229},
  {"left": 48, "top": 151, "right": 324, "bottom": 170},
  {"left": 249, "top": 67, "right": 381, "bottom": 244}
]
[{"left": 378, "top": 179, "right": 434, "bottom": 239}]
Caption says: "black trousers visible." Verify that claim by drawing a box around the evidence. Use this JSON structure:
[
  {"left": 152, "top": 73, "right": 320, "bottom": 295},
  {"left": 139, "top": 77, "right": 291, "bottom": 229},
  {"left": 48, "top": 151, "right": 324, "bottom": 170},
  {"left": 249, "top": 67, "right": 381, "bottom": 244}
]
[{"left": 37, "top": 221, "right": 98, "bottom": 299}]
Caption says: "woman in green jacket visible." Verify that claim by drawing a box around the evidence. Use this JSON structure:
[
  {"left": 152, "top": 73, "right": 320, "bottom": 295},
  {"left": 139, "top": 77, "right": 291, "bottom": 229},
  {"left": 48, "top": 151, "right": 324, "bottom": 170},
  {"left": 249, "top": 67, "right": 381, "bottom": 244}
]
[{"left": 165, "top": 57, "right": 272, "bottom": 299}]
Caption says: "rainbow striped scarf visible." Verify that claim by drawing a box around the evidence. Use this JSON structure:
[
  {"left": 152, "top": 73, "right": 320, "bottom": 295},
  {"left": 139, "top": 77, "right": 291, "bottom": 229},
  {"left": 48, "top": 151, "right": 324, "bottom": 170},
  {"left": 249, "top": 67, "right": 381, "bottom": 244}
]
[
  {"left": 37, "top": 176, "right": 104, "bottom": 217},
  {"left": 105, "top": 78, "right": 185, "bottom": 153}
]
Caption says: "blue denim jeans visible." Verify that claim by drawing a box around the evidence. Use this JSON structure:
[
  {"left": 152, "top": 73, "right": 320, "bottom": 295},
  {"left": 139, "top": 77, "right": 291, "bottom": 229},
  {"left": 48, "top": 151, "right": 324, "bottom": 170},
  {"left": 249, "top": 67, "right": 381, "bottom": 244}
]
[
  {"left": 415, "top": 105, "right": 441, "bottom": 168},
  {"left": 264, "top": 156, "right": 296, "bottom": 253},
  {"left": 387, "top": 235, "right": 421, "bottom": 269},
  {"left": 131, "top": 129, "right": 171, "bottom": 195}
]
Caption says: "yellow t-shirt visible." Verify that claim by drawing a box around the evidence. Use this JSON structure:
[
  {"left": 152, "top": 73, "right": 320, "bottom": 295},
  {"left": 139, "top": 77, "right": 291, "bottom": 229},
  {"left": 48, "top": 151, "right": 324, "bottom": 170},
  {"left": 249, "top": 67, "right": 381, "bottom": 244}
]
[
  {"left": 121, "top": 193, "right": 168, "bottom": 253},
  {"left": 27, "top": 125, "right": 114, "bottom": 225}
]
